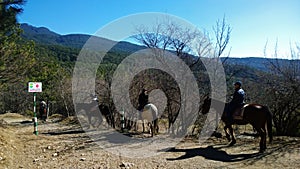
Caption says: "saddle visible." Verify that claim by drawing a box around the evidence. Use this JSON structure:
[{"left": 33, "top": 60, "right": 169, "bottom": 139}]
[{"left": 233, "top": 104, "right": 246, "bottom": 120}]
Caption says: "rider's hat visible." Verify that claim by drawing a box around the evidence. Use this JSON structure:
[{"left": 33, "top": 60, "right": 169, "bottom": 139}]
[{"left": 234, "top": 81, "right": 242, "bottom": 86}]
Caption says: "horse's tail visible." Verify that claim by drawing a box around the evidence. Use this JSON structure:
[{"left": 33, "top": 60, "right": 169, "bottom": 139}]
[
  {"left": 147, "top": 104, "right": 157, "bottom": 117},
  {"left": 265, "top": 106, "right": 273, "bottom": 143}
]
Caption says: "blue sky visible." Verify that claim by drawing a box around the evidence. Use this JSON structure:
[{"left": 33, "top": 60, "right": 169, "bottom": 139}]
[{"left": 18, "top": 0, "right": 300, "bottom": 58}]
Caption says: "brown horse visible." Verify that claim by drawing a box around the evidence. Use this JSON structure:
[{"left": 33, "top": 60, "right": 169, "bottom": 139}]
[
  {"left": 75, "top": 100, "right": 114, "bottom": 129},
  {"left": 202, "top": 98, "right": 273, "bottom": 152}
]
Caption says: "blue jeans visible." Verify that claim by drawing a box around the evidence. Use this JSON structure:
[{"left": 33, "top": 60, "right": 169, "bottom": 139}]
[{"left": 225, "top": 103, "right": 238, "bottom": 122}]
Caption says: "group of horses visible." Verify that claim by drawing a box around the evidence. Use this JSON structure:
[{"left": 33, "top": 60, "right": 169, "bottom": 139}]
[
  {"left": 76, "top": 96, "right": 273, "bottom": 153},
  {"left": 76, "top": 98, "right": 159, "bottom": 137}
]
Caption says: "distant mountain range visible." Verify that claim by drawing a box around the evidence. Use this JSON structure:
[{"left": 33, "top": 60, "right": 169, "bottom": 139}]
[
  {"left": 20, "top": 23, "right": 299, "bottom": 72},
  {"left": 20, "top": 23, "right": 145, "bottom": 53}
]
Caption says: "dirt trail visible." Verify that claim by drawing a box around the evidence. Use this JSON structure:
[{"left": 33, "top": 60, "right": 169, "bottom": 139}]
[{"left": 0, "top": 113, "right": 299, "bottom": 169}]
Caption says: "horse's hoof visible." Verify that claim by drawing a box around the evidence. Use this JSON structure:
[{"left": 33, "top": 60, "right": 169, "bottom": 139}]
[
  {"left": 259, "top": 147, "right": 266, "bottom": 153},
  {"left": 229, "top": 140, "right": 236, "bottom": 146},
  {"left": 226, "top": 135, "right": 231, "bottom": 142}
]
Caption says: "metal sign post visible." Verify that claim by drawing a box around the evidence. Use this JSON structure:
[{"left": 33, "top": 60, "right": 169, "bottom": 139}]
[
  {"left": 28, "top": 82, "right": 42, "bottom": 135},
  {"left": 120, "top": 109, "right": 125, "bottom": 132},
  {"left": 33, "top": 92, "right": 38, "bottom": 135}
]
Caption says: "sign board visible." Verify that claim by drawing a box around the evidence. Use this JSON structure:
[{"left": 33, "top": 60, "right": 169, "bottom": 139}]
[{"left": 28, "top": 82, "right": 42, "bottom": 92}]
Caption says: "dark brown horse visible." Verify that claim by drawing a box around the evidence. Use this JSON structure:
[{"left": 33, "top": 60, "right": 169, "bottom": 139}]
[
  {"left": 202, "top": 98, "right": 273, "bottom": 152},
  {"left": 75, "top": 101, "right": 113, "bottom": 128}
]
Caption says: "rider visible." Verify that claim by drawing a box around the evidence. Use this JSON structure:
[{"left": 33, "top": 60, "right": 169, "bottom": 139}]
[
  {"left": 227, "top": 81, "right": 245, "bottom": 122},
  {"left": 138, "top": 89, "right": 149, "bottom": 111},
  {"left": 39, "top": 99, "right": 47, "bottom": 120}
]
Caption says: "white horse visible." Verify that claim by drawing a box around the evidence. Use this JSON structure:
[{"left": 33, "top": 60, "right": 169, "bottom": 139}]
[{"left": 140, "top": 103, "right": 159, "bottom": 137}]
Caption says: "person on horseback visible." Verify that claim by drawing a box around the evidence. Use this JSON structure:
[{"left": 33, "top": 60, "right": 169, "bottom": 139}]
[
  {"left": 226, "top": 81, "right": 245, "bottom": 122},
  {"left": 39, "top": 99, "right": 47, "bottom": 121},
  {"left": 138, "top": 89, "right": 149, "bottom": 111}
]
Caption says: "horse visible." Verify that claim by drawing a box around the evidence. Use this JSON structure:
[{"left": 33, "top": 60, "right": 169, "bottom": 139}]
[
  {"left": 202, "top": 98, "right": 273, "bottom": 152},
  {"left": 76, "top": 101, "right": 111, "bottom": 128},
  {"left": 39, "top": 101, "right": 47, "bottom": 121},
  {"left": 139, "top": 103, "right": 159, "bottom": 137},
  {"left": 75, "top": 101, "right": 102, "bottom": 128}
]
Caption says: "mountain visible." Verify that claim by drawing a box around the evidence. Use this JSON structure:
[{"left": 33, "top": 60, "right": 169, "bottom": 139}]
[
  {"left": 223, "top": 57, "right": 300, "bottom": 72},
  {"left": 21, "top": 23, "right": 59, "bottom": 37},
  {"left": 21, "top": 23, "right": 60, "bottom": 44},
  {"left": 20, "top": 23, "right": 145, "bottom": 53},
  {"left": 222, "top": 57, "right": 270, "bottom": 72},
  {"left": 20, "top": 23, "right": 299, "bottom": 72}
]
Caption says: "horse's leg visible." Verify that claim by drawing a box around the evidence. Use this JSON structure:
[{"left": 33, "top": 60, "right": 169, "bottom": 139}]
[
  {"left": 224, "top": 125, "right": 231, "bottom": 142},
  {"left": 155, "top": 119, "right": 159, "bottom": 134},
  {"left": 85, "top": 111, "right": 92, "bottom": 129},
  {"left": 146, "top": 121, "right": 153, "bottom": 136},
  {"left": 259, "top": 128, "right": 267, "bottom": 152},
  {"left": 137, "top": 121, "right": 140, "bottom": 132},
  {"left": 228, "top": 125, "right": 236, "bottom": 146},
  {"left": 150, "top": 122, "right": 154, "bottom": 137},
  {"left": 151, "top": 119, "right": 158, "bottom": 136},
  {"left": 142, "top": 119, "right": 145, "bottom": 133},
  {"left": 263, "top": 129, "right": 267, "bottom": 151},
  {"left": 88, "top": 113, "right": 92, "bottom": 129}
]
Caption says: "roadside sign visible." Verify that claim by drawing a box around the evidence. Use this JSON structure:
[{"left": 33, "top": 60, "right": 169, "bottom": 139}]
[{"left": 28, "top": 82, "right": 42, "bottom": 92}]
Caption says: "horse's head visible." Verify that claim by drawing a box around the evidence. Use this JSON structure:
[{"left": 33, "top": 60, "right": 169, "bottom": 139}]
[{"left": 201, "top": 97, "right": 228, "bottom": 120}]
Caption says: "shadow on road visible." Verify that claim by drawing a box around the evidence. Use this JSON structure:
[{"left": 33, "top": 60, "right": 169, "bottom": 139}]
[
  {"left": 167, "top": 145, "right": 260, "bottom": 162},
  {"left": 41, "top": 129, "right": 85, "bottom": 135}
]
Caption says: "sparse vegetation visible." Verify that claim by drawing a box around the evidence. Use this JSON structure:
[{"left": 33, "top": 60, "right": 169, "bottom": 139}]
[{"left": 0, "top": 1, "right": 299, "bottom": 137}]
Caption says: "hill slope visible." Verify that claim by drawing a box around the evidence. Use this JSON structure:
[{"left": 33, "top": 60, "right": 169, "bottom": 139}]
[
  {"left": 20, "top": 23, "right": 145, "bottom": 53},
  {"left": 20, "top": 23, "right": 299, "bottom": 72}
]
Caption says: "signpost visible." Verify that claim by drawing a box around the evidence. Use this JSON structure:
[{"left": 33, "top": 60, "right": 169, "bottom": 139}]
[
  {"left": 28, "top": 82, "right": 42, "bottom": 135},
  {"left": 120, "top": 109, "right": 125, "bottom": 132}
]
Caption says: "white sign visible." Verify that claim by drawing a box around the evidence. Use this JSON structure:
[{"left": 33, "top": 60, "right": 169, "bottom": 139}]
[{"left": 28, "top": 82, "right": 42, "bottom": 92}]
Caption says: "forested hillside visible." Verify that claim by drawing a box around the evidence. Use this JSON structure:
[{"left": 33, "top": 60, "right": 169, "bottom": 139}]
[{"left": 21, "top": 23, "right": 300, "bottom": 72}]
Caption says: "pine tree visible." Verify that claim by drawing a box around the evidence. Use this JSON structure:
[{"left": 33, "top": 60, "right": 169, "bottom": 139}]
[{"left": 0, "top": 0, "right": 36, "bottom": 113}]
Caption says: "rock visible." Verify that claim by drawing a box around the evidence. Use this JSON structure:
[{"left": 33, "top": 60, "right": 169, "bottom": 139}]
[
  {"left": 33, "top": 158, "right": 39, "bottom": 162},
  {"left": 120, "top": 162, "right": 135, "bottom": 168},
  {"left": 52, "top": 153, "right": 58, "bottom": 157},
  {"left": 0, "top": 119, "right": 8, "bottom": 125},
  {"left": 80, "top": 158, "right": 86, "bottom": 161}
]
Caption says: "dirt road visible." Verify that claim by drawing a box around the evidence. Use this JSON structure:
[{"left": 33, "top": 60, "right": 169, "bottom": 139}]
[{"left": 0, "top": 113, "right": 299, "bottom": 169}]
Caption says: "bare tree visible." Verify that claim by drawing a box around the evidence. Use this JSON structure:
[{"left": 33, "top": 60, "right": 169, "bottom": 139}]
[
  {"left": 132, "top": 16, "right": 232, "bottom": 135},
  {"left": 135, "top": 21, "right": 171, "bottom": 50},
  {"left": 213, "top": 16, "right": 232, "bottom": 61},
  {"left": 133, "top": 18, "right": 202, "bottom": 134},
  {"left": 96, "top": 63, "right": 118, "bottom": 128},
  {"left": 263, "top": 42, "right": 300, "bottom": 136},
  {"left": 191, "top": 16, "right": 231, "bottom": 134},
  {"left": 192, "top": 15, "right": 232, "bottom": 66}
]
